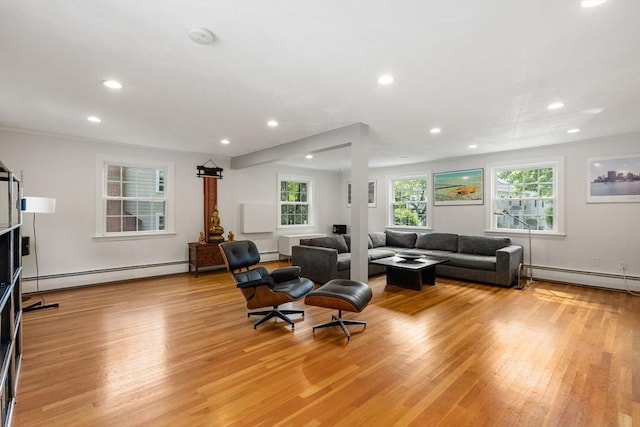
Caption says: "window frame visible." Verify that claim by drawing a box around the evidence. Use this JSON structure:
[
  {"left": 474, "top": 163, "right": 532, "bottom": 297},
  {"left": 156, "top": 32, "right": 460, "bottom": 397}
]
[
  {"left": 277, "top": 173, "right": 313, "bottom": 228},
  {"left": 155, "top": 169, "right": 165, "bottom": 193},
  {"left": 95, "top": 155, "right": 175, "bottom": 239},
  {"left": 388, "top": 173, "right": 431, "bottom": 229},
  {"left": 486, "top": 156, "right": 565, "bottom": 236}
]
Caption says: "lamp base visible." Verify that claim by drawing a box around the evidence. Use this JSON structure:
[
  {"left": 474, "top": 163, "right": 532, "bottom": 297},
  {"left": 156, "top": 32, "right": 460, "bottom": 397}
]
[
  {"left": 23, "top": 295, "right": 60, "bottom": 312},
  {"left": 24, "top": 302, "right": 60, "bottom": 312}
]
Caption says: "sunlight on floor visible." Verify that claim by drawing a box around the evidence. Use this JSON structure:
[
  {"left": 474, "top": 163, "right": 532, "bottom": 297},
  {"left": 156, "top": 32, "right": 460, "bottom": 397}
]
[{"left": 103, "top": 308, "right": 169, "bottom": 400}]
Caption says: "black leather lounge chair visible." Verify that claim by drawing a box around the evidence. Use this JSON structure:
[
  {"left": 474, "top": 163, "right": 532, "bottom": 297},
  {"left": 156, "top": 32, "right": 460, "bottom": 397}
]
[{"left": 219, "top": 240, "right": 314, "bottom": 329}]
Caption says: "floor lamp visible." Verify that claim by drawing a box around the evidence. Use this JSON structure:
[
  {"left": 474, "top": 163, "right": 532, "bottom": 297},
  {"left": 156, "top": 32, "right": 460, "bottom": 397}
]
[
  {"left": 21, "top": 196, "right": 60, "bottom": 312},
  {"left": 494, "top": 209, "right": 534, "bottom": 288}
]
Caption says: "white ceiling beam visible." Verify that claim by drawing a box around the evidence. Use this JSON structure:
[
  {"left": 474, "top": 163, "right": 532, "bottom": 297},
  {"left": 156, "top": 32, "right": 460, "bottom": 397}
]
[{"left": 229, "top": 123, "right": 366, "bottom": 169}]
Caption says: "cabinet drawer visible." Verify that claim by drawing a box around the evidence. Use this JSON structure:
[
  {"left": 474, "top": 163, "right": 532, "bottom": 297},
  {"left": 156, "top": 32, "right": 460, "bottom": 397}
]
[
  {"left": 189, "top": 243, "right": 225, "bottom": 271},
  {"left": 197, "top": 248, "right": 223, "bottom": 266}
]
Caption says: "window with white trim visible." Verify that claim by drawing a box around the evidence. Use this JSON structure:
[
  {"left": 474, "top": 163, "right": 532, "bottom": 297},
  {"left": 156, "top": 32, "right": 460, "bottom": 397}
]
[
  {"left": 390, "top": 175, "right": 428, "bottom": 227},
  {"left": 490, "top": 158, "right": 563, "bottom": 233},
  {"left": 278, "top": 174, "right": 312, "bottom": 227},
  {"left": 97, "top": 157, "right": 174, "bottom": 236}
]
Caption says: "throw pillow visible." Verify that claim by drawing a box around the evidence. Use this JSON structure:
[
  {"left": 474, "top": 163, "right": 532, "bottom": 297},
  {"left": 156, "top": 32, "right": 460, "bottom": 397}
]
[
  {"left": 415, "top": 233, "right": 459, "bottom": 252},
  {"left": 385, "top": 230, "right": 417, "bottom": 248},
  {"left": 368, "top": 232, "right": 386, "bottom": 248},
  {"left": 303, "top": 236, "right": 349, "bottom": 253}
]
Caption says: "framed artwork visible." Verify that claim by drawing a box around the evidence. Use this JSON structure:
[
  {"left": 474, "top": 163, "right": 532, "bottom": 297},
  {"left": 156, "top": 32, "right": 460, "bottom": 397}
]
[
  {"left": 587, "top": 154, "right": 640, "bottom": 203},
  {"left": 347, "top": 180, "right": 376, "bottom": 207},
  {"left": 433, "top": 168, "right": 484, "bottom": 205}
]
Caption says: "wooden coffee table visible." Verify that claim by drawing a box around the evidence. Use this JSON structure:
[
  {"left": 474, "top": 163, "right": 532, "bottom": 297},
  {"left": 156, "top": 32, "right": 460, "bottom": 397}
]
[{"left": 370, "top": 256, "right": 448, "bottom": 290}]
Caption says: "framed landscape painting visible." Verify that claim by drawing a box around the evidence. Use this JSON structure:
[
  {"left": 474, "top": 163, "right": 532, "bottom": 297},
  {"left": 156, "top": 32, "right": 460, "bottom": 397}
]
[
  {"left": 347, "top": 180, "right": 376, "bottom": 207},
  {"left": 433, "top": 168, "right": 484, "bottom": 205},
  {"left": 587, "top": 154, "right": 640, "bottom": 203}
]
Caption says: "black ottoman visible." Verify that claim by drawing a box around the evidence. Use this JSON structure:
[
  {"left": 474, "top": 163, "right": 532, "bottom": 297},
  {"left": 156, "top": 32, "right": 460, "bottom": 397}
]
[{"left": 304, "top": 279, "right": 373, "bottom": 342}]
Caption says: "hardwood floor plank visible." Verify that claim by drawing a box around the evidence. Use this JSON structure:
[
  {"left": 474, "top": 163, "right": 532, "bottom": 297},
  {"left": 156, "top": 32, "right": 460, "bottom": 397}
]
[{"left": 12, "top": 265, "right": 640, "bottom": 426}]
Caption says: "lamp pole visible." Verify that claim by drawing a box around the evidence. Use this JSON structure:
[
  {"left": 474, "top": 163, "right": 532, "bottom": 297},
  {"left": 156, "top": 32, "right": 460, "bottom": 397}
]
[{"left": 495, "top": 209, "right": 534, "bottom": 286}]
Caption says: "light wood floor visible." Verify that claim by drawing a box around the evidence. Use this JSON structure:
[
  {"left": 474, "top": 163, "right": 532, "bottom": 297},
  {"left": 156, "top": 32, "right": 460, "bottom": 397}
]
[{"left": 13, "top": 263, "right": 640, "bottom": 426}]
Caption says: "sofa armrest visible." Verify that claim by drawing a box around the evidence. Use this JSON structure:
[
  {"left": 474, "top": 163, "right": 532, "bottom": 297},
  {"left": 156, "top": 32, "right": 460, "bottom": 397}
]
[
  {"left": 291, "top": 245, "right": 338, "bottom": 284},
  {"left": 496, "top": 245, "right": 523, "bottom": 286}
]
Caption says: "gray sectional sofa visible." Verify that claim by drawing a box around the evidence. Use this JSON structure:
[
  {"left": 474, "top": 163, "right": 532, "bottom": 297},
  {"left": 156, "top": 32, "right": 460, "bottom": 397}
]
[{"left": 291, "top": 230, "right": 523, "bottom": 287}]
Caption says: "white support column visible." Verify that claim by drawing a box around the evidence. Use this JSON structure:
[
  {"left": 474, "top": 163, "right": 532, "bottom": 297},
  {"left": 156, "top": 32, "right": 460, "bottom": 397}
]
[{"left": 350, "top": 123, "right": 369, "bottom": 283}]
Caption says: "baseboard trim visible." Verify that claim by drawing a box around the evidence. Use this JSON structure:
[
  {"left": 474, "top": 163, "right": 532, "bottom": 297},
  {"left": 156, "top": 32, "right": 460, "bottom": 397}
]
[
  {"left": 22, "top": 253, "right": 282, "bottom": 293},
  {"left": 532, "top": 264, "right": 640, "bottom": 292},
  {"left": 22, "top": 261, "right": 188, "bottom": 293},
  {"left": 24, "top": 259, "right": 636, "bottom": 294}
]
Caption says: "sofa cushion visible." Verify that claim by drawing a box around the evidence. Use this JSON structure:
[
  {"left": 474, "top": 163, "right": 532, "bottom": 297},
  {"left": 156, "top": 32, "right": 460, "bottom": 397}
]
[
  {"left": 301, "top": 236, "right": 349, "bottom": 254},
  {"left": 343, "top": 234, "right": 373, "bottom": 250},
  {"left": 336, "top": 253, "right": 352, "bottom": 271},
  {"left": 385, "top": 230, "right": 417, "bottom": 248},
  {"left": 411, "top": 249, "right": 453, "bottom": 260},
  {"left": 369, "top": 232, "right": 386, "bottom": 248},
  {"left": 367, "top": 248, "right": 397, "bottom": 260},
  {"left": 415, "top": 233, "right": 458, "bottom": 252},
  {"left": 445, "top": 253, "right": 497, "bottom": 271},
  {"left": 457, "top": 235, "right": 511, "bottom": 256}
]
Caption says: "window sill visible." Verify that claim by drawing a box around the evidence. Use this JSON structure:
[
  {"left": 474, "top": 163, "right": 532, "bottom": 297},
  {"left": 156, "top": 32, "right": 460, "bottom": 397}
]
[
  {"left": 484, "top": 229, "right": 566, "bottom": 238},
  {"left": 386, "top": 226, "right": 433, "bottom": 232},
  {"left": 93, "top": 232, "right": 177, "bottom": 242}
]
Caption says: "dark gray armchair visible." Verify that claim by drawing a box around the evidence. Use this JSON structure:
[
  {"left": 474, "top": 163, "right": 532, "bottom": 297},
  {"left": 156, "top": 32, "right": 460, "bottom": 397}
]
[{"left": 219, "top": 240, "right": 314, "bottom": 329}]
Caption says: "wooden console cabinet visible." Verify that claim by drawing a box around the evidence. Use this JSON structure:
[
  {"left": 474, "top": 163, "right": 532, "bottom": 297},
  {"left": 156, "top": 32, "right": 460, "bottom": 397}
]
[{"left": 188, "top": 242, "right": 225, "bottom": 276}]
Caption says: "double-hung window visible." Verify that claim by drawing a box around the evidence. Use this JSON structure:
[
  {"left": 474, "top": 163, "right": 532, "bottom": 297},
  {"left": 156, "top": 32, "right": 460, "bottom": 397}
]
[
  {"left": 97, "top": 156, "right": 174, "bottom": 237},
  {"left": 490, "top": 157, "right": 564, "bottom": 234},
  {"left": 390, "top": 175, "right": 429, "bottom": 227},
  {"left": 278, "top": 174, "right": 312, "bottom": 227}
]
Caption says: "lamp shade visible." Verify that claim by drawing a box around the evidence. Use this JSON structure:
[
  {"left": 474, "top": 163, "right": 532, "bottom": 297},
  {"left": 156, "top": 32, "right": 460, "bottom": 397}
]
[{"left": 21, "top": 197, "right": 56, "bottom": 214}]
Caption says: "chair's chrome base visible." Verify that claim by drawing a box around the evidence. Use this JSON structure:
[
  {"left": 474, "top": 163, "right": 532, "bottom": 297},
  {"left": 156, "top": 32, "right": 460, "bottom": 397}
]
[
  {"left": 311, "top": 310, "right": 366, "bottom": 342},
  {"left": 248, "top": 306, "right": 304, "bottom": 329}
]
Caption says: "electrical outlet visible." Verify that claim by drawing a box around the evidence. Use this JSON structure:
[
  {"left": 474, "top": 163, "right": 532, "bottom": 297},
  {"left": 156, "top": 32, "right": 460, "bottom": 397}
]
[
  {"left": 618, "top": 261, "right": 627, "bottom": 271},
  {"left": 592, "top": 257, "right": 600, "bottom": 267}
]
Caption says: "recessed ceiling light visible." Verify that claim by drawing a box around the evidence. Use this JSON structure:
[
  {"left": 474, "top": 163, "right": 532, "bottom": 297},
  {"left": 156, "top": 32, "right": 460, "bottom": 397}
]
[
  {"left": 378, "top": 74, "right": 394, "bottom": 85},
  {"left": 547, "top": 102, "right": 564, "bottom": 110},
  {"left": 305, "top": 154, "right": 313, "bottom": 159},
  {"left": 102, "top": 80, "right": 122, "bottom": 89},
  {"left": 220, "top": 139, "right": 230, "bottom": 145},
  {"left": 188, "top": 26, "right": 215, "bottom": 44},
  {"left": 87, "top": 116, "right": 101, "bottom": 123},
  {"left": 430, "top": 128, "right": 441, "bottom": 134},
  {"left": 581, "top": 0, "right": 607, "bottom": 8},
  {"left": 267, "top": 120, "right": 278, "bottom": 127},
  {"left": 567, "top": 128, "right": 580, "bottom": 134},
  {"left": 468, "top": 144, "right": 478, "bottom": 149}
]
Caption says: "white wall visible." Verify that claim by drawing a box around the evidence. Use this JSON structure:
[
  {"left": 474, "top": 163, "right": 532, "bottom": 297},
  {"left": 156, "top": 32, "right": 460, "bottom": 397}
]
[
  {"left": 218, "top": 162, "right": 342, "bottom": 254},
  {"left": 2, "top": 127, "right": 638, "bottom": 292},
  {"left": 0, "top": 128, "right": 340, "bottom": 292},
  {"left": 338, "top": 133, "right": 640, "bottom": 291}
]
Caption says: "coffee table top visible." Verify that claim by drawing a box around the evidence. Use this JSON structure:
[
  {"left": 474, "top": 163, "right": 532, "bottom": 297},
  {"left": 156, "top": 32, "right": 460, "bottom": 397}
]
[{"left": 370, "top": 256, "right": 448, "bottom": 270}]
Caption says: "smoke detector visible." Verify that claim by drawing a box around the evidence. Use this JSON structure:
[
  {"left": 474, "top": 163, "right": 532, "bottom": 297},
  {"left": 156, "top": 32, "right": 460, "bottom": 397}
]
[{"left": 188, "top": 26, "right": 215, "bottom": 45}]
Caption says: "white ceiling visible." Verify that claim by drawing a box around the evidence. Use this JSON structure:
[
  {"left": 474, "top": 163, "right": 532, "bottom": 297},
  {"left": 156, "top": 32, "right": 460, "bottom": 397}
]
[{"left": 1, "top": 1, "right": 639, "bottom": 171}]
